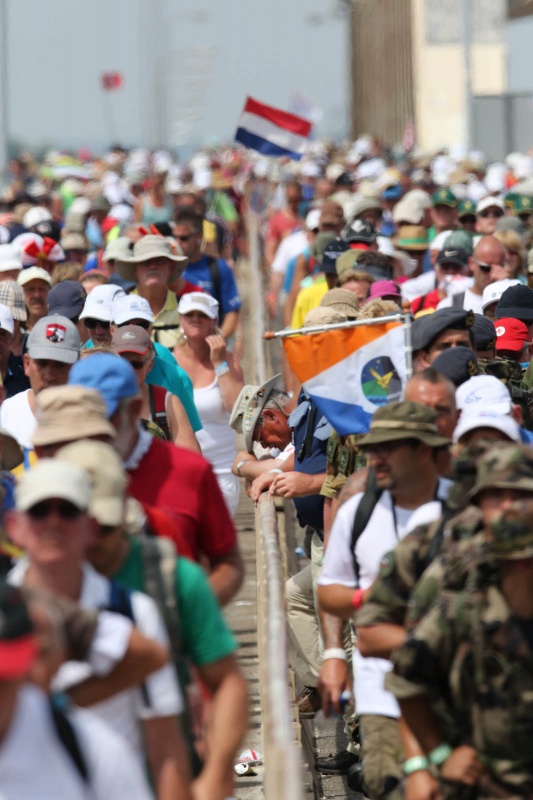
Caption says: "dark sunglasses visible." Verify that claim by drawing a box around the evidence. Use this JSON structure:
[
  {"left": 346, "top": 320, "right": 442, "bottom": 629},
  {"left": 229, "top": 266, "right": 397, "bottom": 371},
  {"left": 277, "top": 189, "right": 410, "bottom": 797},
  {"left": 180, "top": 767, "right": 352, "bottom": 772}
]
[
  {"left": 479, "top": 209, "right": 503, "bottom": 219},
  {"left": 84, "top": 318, "right": 110, "bottom": 331},
  {"left": 27, "top": 500, "right": 82, "bottom": 521},
  {"left": 120, "top": 356, "right": 148, "bottom": 370},
  {"left": 99, "top": 524, "right": 120, "bottom": 537},
  {"left": 474, "top": 260, "right": 502, "bottom": 274},
  {"left": 117, "top": 319, "right": 150, "bottom": 330},
  {"left": 176, "top": 234, "right": 191, "bottom": 242}
]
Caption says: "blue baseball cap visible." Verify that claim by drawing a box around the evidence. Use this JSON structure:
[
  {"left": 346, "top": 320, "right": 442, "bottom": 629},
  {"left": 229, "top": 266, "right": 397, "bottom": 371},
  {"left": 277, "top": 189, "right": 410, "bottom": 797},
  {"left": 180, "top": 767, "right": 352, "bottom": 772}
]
[
  {"left": 47, "top": 281, "right": 87, "bottom": 319},
  {"left": 68, "top": 353, "right": 138, "bottom": 417}
]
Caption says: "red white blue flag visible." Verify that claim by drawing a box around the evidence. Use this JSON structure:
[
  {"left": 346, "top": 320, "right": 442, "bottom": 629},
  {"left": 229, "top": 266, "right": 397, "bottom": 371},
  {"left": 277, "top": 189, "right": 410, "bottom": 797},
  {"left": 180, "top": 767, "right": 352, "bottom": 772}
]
[{"left": 235, "top": 96, "right": 312, "bottom": 160}]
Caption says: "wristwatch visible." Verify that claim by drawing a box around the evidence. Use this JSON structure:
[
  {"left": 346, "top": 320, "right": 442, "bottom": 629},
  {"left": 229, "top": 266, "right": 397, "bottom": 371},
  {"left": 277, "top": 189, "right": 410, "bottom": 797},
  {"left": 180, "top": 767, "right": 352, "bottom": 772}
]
[{"left": 236, "top": 459, "right": 247, "bottom": 478}]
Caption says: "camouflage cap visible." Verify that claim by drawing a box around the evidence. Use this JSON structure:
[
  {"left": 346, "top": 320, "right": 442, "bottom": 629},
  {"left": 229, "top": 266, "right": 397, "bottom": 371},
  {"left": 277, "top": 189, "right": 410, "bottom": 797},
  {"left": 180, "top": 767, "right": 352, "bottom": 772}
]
[
  {"left": 486, "top": 499, "right": 533, "bottom": 560},
  {"left": 357, "top": 401, "right": 451, "bottom": 448},
  {"left": 469, "top": 442, "right": 533, "bottom": 501}
]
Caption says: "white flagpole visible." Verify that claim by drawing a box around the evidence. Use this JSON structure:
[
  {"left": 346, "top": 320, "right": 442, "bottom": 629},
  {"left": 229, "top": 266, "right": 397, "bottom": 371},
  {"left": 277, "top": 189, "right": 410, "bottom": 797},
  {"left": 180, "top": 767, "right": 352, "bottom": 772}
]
[{"left": 263, "top": 313, "right": 406, "bottom": 340}]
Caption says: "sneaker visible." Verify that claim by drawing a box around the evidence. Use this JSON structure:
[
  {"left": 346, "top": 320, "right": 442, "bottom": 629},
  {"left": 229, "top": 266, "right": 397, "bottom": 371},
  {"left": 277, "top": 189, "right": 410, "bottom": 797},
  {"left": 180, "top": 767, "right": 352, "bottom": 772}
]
[
  {"left": 315, "top": 749, "right": 360, "bottom": 775},
  {"left": 295, "top": 686, "right": 321, "bottom": 718}
]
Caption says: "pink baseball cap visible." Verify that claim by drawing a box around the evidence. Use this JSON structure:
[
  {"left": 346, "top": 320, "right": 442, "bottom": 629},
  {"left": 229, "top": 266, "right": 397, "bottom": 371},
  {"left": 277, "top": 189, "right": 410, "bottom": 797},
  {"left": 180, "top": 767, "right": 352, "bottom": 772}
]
[{"left": 368, "top": 280, "right": 401, "bottom": 300}]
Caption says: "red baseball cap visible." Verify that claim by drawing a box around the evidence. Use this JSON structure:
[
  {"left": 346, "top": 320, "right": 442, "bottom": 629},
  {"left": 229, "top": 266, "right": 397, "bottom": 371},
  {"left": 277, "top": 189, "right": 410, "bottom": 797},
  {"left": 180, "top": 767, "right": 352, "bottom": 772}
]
[{"left": 495, "top": 317, "right": 530, "bottom": 352}]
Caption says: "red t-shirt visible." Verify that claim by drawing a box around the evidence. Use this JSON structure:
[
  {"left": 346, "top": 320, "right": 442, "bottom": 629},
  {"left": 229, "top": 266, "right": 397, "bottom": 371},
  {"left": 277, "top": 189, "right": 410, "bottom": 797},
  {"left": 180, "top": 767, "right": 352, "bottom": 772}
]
[
  {"left": 265, "top": 211, "right": 302, "bottom": 249},
  {"left": 127, "top": 437, "right": 237, "bottom": 562}
]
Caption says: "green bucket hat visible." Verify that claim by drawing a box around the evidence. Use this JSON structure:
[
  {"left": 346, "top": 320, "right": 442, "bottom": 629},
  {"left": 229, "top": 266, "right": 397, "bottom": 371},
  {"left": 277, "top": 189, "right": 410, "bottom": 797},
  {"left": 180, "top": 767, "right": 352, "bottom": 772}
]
[
  {"left": 486, "top": 498, "right": 533, "bottom": 560},
  {"left": 395, "top": 225, "right": 429, "bottom": 251},
  {"left": 468, "top": 442, "right": 533, "bottom": 502},
  {"left": 432, "top": 188, "right": 457, "bottom": 208},
  {"left": 357, "top": 401, "right": 451, "bottom": 448}
]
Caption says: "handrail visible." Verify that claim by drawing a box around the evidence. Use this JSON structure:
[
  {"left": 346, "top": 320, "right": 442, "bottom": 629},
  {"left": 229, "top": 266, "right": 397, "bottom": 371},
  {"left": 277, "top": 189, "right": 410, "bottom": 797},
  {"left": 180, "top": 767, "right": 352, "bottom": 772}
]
[{"left": 256, "top": 495, "right": 304, "bottom": 800}]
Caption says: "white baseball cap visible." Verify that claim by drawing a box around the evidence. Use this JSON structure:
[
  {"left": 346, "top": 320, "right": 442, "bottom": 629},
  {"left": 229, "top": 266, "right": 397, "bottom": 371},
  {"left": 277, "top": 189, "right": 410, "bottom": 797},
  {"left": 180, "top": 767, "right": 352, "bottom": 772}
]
[
  {"left": 23, "top": 206, "right": 52, "bottom": 230},
  {"left": 16, "top": 459, "right": 91, "bottom": 513},
  {"left": 453, "top": 411, "right": 521, "bottom": 444},
  {"left": 17, "top": 267, "right": 52, "bottom": 288},
  {"left": 305, "top": 208, "right": 321, "bottom": 231},
  {"left": 178, "top": 291, "right": 219, "bottom": 320},
  {"left": 0, "top": 244, "right": 22, "bottom": 273},
  {"left": 481, "top": 278, "right": 521, "bottom": 312},
  {"left": 80, "top": 284, "right": 126, "bottom": 323},
  {"left": 112, "top": 294, "right": 154, "bottom": 326},
  {"left": 456, "top": 375, "right": 512, "bottom": 416},
  {"left": 429, "top": 230, "right": 454, "bottom": 252},
  {"left": 476, "top": 196, "right": 505, "bottom": 215},
  {"left": 0, "top": 303, "right": 14, "bottom": 335}
]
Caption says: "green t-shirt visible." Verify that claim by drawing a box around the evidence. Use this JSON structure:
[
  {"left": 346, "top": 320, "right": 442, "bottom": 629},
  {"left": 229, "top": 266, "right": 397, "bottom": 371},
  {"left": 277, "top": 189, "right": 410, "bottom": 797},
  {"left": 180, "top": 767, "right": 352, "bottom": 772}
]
[{"left": 113, "top": 536, "right": 236, "bottom": 666}]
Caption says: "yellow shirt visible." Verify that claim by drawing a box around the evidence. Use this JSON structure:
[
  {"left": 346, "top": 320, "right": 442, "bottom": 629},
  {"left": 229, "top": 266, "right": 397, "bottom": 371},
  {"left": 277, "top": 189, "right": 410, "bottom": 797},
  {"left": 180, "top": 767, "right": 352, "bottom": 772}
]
[
  {"left": 133, "top": 289, "right": 181, "bottom": 349},
  {"left": 291, "top": 276, "right": 328, "bottom": 330}
]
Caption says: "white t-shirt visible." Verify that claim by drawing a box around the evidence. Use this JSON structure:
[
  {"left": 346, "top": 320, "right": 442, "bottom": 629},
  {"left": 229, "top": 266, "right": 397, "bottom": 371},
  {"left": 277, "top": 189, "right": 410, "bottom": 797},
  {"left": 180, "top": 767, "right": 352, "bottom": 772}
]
[
  {"left": 9, "top": 561, "right": 183, "bottom": 765},
  {"left": 271, "top": 230, "right": 308, "bottom": 276},
  {"left": 400, "top": 271, "right": 436, "bottom": 302},
  {"left": 0, "top": 389, "right": 36, "bottom": 449},
  {"left": 437, "top": 288, "right": 484, "bottom": 314},
  {"left": 194, "top": 377, "right": 236, "bottom": 474},
  {"left": 0, "top": 684, "right": 154, "bottom": 799},
  {"left": 319, "top": 480, "right": 451, "bottom": 717}
]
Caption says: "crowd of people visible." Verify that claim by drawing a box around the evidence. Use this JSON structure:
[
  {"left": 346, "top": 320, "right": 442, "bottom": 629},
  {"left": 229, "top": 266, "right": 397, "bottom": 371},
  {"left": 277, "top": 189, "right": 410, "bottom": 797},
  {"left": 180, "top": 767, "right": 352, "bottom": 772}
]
[{"left": 1, "top": 138, "right": 533, "bottom": 799}]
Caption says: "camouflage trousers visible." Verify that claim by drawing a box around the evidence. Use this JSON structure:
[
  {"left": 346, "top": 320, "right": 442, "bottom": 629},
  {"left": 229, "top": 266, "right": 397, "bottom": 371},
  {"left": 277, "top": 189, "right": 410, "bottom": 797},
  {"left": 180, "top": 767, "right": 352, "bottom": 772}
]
[{"left": 359, "top": 715, "right": 403, "bottom": 800}]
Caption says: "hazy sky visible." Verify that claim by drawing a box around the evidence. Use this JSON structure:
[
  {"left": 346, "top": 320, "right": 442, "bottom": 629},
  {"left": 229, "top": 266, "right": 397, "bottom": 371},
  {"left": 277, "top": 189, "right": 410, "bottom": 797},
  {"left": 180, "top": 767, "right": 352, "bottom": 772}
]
[{"left": 6, "top": 0, "right": 348, "bottom": 154}]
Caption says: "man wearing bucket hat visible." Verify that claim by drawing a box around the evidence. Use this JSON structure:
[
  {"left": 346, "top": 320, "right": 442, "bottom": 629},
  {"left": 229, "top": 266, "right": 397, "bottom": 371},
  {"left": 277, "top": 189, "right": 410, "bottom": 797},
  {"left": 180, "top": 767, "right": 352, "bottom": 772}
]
[
  {"left": 318, "top": 402, "right": 451, "bottom": 800},
  {"left": 388, "top": 443, "right": 533, "bottom": 798},
  {"left": 115, "top": 234, "right": 188, "bottom": 349}
]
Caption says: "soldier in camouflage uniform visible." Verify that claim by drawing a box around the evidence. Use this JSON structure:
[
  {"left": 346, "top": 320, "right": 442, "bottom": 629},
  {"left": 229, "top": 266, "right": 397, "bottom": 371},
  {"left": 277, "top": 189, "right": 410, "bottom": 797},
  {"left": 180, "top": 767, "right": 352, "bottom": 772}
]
[{"left": 386, "top": 443, "right": 533, "bottom": 799}]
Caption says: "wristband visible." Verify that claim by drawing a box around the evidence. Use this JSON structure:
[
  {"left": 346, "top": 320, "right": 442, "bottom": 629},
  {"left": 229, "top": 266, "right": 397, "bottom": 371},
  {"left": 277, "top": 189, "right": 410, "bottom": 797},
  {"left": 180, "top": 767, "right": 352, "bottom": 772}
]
[
  {"left": 428, "top": 743, "right": 453, "bottom": 767},
  {"left": 214, "top": 361, "right": 230, "bottom": 378},
  {"left": 322, "top": 648, "right": 347, "bottom": 662},
  {"left": 403, "top": 756, "right": 430, "bottom": 776},
  {"left": 236, "top": 459, "right": 248, "bottom": 478},
  {"left": 269, "top": 468, "right": 283, "bottom": 475},
  {"left": 352, "top": 588, "right": 364, "bottom": 610}
]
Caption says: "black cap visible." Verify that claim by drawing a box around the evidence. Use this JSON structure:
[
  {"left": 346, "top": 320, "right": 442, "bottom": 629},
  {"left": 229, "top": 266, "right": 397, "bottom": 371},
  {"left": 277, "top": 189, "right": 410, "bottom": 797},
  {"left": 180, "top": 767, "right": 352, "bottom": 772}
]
[
  {"left": 471, "top": 314, "right": 496, "bottom": 351},
  {"left": 33, "top": 219, "right": 62, "bottom": 243},
  {"left": 412, "top": 308, "right": 474, "bottom": 352},
  {"left": 431, "top": 347, "right": 480, "bottom": 387},
  {"left": 47, "top": 281, "right": 87, "bottom": 319},
  {"left": 341, "top": 218, "right": 377, "bottom": 246},
  {"left": 322, "top": 238, "right": 349, "bottom": 275},
  {"left": 334, "top": 171, "right": 354, "bottom": 188},
  {"left": 495, "top": 285, "right": 533, "bottom": 324},
  {"left": 436, "top": 247, "right": 469, "bottom": 269}
]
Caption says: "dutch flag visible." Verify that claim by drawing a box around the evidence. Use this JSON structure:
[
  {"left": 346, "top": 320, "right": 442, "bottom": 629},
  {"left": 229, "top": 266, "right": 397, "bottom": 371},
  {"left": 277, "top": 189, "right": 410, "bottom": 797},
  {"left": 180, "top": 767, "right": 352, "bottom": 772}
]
[{"left": 234, "top": 96, "right": 312, "bottom": 161}]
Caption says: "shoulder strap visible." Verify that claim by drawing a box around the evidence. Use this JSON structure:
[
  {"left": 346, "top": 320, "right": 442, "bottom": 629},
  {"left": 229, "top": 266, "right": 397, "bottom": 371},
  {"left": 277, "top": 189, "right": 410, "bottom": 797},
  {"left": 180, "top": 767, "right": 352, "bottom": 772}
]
[
  {"left": 139, "top": 535, "right": 183, "bottom": 672},
  {"left": 49, "top": 698, "right": 89, "bottom": 784},
  {"left": 451, "top": 291, "right": 465, "bottom": 308},
  {"left": 205, "top": 255, "right": 223, "bottom": 323},
  {"left": 107, "top": 580, "right": 135, "bottom": 621},
  {"left": 350, "top": 468, "right": 383, "bottom": 585},
  {"left": 148, "top": 385, "right": 171, "bottom": 440}
]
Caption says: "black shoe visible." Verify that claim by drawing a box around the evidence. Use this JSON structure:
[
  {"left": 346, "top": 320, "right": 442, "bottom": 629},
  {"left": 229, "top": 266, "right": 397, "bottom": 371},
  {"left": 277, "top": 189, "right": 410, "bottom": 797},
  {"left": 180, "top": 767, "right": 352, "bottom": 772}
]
[
  {"left": 315, "top": 749, "right": 360, "bottom": 775},
  {"left": 346, "top": 761, "right": 365, "bottom": 792},
  {"left": 296, "top": 686, "right": 321, "bottom": 718}
]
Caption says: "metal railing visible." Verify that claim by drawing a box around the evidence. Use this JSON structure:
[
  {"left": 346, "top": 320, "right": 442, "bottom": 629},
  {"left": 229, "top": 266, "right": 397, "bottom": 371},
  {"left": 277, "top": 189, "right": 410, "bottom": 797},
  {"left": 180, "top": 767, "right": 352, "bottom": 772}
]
[{"left": 246, "top": 213, "right": 306, "bottom": 800}]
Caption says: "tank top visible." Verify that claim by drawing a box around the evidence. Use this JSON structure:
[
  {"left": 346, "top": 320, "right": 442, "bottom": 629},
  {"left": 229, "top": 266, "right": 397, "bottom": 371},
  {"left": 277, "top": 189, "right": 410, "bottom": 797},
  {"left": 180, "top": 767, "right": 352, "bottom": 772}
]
[
  {"left": 193, "top": 377, "right": 236, "bottom": 474},
  {"left": 141, "top": 195, "right": 173, "bottom": 225}
]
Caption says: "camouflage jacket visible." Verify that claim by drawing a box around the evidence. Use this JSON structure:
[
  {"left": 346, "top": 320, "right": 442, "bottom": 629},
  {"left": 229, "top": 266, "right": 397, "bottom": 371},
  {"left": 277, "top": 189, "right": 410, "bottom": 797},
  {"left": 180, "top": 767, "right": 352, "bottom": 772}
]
[
  {"left": 480, "top": 357, "right": 533, "bottom": 431},
  {"left": 320, "top": 429, "right": 367, "bottom": 500},
  {"left": 356, "top": 504, "right": 484, "bottom": 630},
  {"left": 388, "top": 582, "right": 533, "bottom": 797}
]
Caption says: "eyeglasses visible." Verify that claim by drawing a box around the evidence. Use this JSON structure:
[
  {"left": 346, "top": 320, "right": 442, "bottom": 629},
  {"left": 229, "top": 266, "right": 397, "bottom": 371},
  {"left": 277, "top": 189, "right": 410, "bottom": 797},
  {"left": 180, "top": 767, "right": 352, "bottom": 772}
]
[
  {"left": 117, "top": 319, "right": 150, "bottom": 330},
  {"left": 479, "top": 209, "right": 504, "bottom": 219},
  {"left": 474, "top": 260, "right": 503, "bottom": 273},
  {"left": 253, "top": 414, "right": 265, "bottom": 441},
  {"left": 27, "top": 500, "right": 82, "bottom": 521},
  {"left": 84, "top": 318, "right": 110, "bottom": 330},
  {"left": 175, "top": 234, "right": 191, "bottom": 242}
]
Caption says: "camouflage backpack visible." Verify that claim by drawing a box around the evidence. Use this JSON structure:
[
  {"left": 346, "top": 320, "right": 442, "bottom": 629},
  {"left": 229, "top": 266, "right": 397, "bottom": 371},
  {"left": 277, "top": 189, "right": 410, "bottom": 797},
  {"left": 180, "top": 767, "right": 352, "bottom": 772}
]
[{"left": 479, "top": 356, "right": 533, "bottom": 430}]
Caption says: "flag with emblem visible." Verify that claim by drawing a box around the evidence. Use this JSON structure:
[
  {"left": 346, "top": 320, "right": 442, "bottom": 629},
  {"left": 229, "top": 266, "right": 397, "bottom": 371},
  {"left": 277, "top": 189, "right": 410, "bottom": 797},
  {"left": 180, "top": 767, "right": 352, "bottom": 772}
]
[{"left": 282, "top": 322, "right": 408, "bottom": 435}]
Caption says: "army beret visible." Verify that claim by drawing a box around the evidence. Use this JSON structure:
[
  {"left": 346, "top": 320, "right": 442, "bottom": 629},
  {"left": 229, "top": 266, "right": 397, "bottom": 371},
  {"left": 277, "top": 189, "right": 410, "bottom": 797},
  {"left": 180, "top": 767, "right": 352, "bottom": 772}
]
[
  {"left": 471, "top": 314, "right": 496, "bottom": 351},
  {"left": 431, "top": 346, "right": 480, "bottom": 387},
  {"left": 412, "top": 308, "right": 474, "bottom": 353}
]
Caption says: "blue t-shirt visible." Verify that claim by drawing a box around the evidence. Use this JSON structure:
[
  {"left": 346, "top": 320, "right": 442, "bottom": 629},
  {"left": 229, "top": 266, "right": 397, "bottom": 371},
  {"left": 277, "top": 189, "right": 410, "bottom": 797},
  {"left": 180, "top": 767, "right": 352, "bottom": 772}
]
[{"left": 181, "top": 256, "right": 241, "bottom": 317}]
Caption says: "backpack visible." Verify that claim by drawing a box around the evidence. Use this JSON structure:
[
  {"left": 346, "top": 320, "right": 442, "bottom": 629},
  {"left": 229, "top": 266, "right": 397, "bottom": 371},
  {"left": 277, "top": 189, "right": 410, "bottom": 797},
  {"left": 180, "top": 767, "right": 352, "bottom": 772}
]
[
  {"left": 148, "top": 384, "right": 171, "bottom": 440},
  {"left": 206, "top": 255, "right": 223, "bottom": 324},
  {"left": 350, "top": 469, "right": 383, "bottom": 584}
]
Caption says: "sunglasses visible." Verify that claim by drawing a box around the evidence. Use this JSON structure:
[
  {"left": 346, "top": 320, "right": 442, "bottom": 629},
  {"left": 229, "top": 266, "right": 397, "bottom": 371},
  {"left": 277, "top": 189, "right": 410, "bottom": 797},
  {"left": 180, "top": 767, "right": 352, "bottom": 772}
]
[
  {"left": 120, "top": 356, "right": 149, "bottom": 370},
  {"left": 84, "top": 318, "right": 110, "bottom": 330},
  {"left": 479, "top": 209, "right": 503, "bottom": 219},
  {"left": 27, "top": 500, "right": 82, "bottom": 521},
  {"left": 117, "top": 319, "right": 150, "bottom": 330},
  {"left": 474, "top": 260, "right": 503, "bottom": 273},
  {"left": 99, "top": 524, "right": 120, "bottom": 537},
  {"left": 175, "top": 234, "right": 191, "bottom": 242}
]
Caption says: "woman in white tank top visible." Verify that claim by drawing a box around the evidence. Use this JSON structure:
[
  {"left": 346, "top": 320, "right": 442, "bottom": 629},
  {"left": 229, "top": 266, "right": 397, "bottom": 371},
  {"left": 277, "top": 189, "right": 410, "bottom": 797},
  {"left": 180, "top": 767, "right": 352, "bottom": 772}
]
[{"left": 174, "top": 292, "right": 244, "bottom": 515}]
